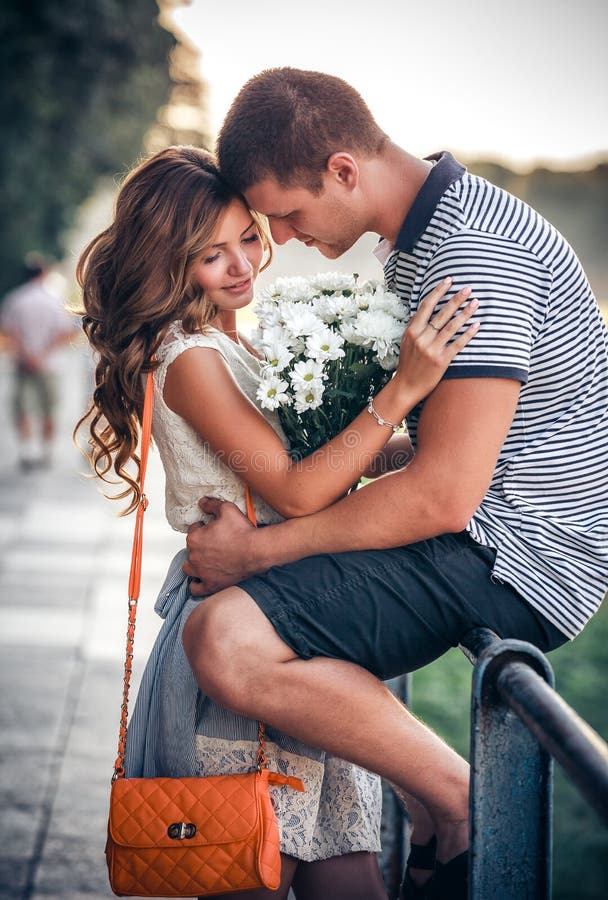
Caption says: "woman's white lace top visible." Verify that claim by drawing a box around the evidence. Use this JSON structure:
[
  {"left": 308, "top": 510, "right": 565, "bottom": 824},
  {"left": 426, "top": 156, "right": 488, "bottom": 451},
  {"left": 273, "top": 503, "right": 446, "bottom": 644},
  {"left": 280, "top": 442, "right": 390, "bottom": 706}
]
[{"left": 152, "top": 321, "right": 286, "bottom": 531}]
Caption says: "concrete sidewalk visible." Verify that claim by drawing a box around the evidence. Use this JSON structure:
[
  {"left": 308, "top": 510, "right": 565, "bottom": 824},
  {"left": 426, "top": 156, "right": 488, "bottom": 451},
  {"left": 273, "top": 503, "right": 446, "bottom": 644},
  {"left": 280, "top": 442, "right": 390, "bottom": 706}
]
[{"left": 0, "top": 347, "right": 183, "bottom": 899}]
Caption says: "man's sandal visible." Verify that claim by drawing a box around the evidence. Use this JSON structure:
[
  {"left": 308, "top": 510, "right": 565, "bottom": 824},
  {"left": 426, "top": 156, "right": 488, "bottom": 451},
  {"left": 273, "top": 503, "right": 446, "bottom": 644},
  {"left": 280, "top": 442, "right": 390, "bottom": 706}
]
[
  {"left": 398, "top": 835, "right": 437, "bottom": 900},
  {"left": 425, "top": 849, "right": 469, "bottom": 900}
]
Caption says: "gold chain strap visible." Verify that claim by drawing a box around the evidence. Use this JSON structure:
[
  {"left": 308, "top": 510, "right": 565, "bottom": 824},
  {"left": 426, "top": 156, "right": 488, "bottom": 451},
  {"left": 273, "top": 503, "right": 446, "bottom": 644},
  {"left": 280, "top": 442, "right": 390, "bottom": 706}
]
[{"left": 112, "top": 366, "right": 266, "bottom": 779}]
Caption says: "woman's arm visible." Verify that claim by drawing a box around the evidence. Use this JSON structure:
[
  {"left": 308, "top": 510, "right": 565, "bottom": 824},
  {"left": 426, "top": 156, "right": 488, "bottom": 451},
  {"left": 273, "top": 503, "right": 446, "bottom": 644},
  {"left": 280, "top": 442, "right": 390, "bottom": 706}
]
[{"left": 164, "top": 282, "right": 478, "bottom": 518}]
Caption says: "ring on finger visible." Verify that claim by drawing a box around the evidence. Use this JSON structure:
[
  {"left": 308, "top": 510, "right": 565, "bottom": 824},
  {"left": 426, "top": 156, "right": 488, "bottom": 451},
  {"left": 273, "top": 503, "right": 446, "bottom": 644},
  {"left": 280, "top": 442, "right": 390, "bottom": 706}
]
[{"left": 428, "top": 320, "right": 442, "bottom": 332}]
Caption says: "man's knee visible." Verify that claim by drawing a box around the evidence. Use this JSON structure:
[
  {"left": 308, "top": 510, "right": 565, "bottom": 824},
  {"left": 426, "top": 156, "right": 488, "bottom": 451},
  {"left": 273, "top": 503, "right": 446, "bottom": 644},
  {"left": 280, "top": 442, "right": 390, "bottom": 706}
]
[
  {"left": 182, "top": 588, "right": 269, "bottom": 713},
  {"left": 183, "top": 594, "right": 238, "bottom": 703}
]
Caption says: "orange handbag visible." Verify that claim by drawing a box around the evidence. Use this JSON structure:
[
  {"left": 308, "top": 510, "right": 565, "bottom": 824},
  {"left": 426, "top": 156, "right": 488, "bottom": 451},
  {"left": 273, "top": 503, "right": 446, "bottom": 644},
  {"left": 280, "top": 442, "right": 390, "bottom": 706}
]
[{"left": 105, "top": 370, "right": 304, "bottom": 897}]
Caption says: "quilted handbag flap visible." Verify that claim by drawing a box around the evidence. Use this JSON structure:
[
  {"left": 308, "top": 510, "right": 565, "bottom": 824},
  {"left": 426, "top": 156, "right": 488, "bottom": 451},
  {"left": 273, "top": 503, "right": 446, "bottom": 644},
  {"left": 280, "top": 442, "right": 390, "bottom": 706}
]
[{"left": 108, "top": 774, "right": 263, "bottom": 849}]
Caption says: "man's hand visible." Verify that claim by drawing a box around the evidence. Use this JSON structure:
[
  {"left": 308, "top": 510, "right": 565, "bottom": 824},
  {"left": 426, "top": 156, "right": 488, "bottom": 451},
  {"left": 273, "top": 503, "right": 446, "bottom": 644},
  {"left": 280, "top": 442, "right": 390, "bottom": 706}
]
[{"left": 183, "top": 497, "right": 260, "bottom": 595}]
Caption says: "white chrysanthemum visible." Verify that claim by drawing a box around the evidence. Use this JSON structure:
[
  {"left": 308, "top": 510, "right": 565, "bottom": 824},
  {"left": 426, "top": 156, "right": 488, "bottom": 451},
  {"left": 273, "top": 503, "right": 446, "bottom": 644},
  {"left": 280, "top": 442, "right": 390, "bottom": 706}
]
[
  {"left": 293, "top": 384, "right": 325, "bottom": 413},
  {"left": 338, "top": 320, "right": 367, "bottom": 346},
  {"left": 256, "top": 374, "right": 290, "bottom": 410},
  {"left": 280, "top": 301, "right": 326, "bottom": 338},
  {"left": 310, "top": 295, "right": 340, "bottom": 324},
  {"left": 253, "top": 298, "right": 284, "bottom": 328},
  {"left": 312, "top": 293, "right": 360, "bottom": 324},
  {"left": 358, "top": 278, "right": 383, "bottom": 292},
  {"left": 355, "top": 292, "right": 373, "bottom": 311},
  {"left": 260, "top": 341, "right": 294, "bottom": 373},
  {"left": 352, "top": 309, "right": 405, "bottom": 359},
  {"left": 306, "top": 328, "right": 345, "bottom": 361},
  {"left": 309, "top": 272, "right": 357, "bottom": 294},
  {"left": 262, "top": 276, "right": 316, "bottom": 303},
  {"left": 290, "top": 359, "right": 325, "bottom": 392},
  {"left": 287, "top": 335, "right": 307, "bottom": 356},
  {"left": 248, "top": 325, "right": 264, "bottom": 352},
  {"left": 370, "top": 286, "right": 410, "bottom": 321},
  {"left": 258, "top": 323, "right": 289, "bottom": 345}
]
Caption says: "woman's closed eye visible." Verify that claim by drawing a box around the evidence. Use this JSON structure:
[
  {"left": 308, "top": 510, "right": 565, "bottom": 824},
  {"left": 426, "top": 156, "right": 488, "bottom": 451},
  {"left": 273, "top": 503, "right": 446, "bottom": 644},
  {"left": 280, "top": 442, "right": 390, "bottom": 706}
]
[{"left": 202, "top": 233, "right": 259, "bottom": 265}]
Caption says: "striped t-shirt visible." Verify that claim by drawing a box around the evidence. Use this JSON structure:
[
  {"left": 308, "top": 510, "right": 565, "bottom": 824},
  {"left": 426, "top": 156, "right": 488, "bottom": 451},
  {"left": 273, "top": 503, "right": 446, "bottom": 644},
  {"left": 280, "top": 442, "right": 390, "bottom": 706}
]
[{"left": 382, "top": 151, "right": 608, "bottom": 639}]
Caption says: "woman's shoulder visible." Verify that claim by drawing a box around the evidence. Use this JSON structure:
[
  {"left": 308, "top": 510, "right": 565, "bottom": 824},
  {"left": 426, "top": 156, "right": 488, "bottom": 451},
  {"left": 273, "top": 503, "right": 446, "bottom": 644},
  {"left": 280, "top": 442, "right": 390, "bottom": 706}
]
[
  {"left": 157, "top": 321, "right": 228, "bottom": 366},
  {"left": 153, "top": 322, "right": 230, "bottom": 398}
]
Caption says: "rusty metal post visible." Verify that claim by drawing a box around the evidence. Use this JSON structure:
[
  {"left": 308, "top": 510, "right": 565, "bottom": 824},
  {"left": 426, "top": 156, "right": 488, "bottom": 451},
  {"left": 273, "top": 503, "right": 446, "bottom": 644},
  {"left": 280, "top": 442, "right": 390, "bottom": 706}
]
[
  {"left": 379, "top": 674, "right": 411, "bottom": 899},
  {"left": 463, "top": 629, "right": 554, "bottom": 900}
]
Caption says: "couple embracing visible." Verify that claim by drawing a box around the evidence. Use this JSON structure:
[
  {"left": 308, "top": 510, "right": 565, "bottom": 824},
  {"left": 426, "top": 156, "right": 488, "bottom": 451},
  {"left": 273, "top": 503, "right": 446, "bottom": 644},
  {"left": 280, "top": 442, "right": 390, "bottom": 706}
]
[{"left": 77, "top": 68, "right": 608, "bottom": 900}]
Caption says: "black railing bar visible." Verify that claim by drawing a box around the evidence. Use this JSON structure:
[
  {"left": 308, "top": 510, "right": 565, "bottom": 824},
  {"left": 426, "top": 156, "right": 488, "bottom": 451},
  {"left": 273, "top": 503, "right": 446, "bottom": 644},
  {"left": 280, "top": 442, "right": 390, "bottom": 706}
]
[
  {"left": 458, "top": 626, "right": 501, "bottom": 666},
  {"left": 495, "top": 658, "right": 608, "bottom": 826}
]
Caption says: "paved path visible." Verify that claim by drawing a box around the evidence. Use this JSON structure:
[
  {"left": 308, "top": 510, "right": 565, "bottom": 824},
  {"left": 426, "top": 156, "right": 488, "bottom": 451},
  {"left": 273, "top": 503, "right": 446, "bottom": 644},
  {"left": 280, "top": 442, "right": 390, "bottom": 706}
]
[{"left": 0, "top": 346, "right": 183, "bottom": 899}]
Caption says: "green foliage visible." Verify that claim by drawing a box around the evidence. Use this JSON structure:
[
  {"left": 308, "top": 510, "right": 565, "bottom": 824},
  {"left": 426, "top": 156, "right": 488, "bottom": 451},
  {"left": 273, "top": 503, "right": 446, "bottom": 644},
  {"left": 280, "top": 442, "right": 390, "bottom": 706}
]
[
  {"left": 412, "top": 600, "right": 608, "bottom": 898},
  {"left": 550, "top": 602, "right": 608, "bottom": 898},
  {"left": 0, "top": 0, "right": 185, "bottom": 296},
  {"left": 411, "top": 647, "right": 471, "bottom": 757}
]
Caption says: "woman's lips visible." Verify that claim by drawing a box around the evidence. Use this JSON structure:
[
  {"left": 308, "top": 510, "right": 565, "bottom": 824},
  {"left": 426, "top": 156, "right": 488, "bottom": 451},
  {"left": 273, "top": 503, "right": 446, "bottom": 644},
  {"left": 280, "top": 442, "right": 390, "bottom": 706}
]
[{"left": 225, "top": 277, "right": 252, "bottom": 293}]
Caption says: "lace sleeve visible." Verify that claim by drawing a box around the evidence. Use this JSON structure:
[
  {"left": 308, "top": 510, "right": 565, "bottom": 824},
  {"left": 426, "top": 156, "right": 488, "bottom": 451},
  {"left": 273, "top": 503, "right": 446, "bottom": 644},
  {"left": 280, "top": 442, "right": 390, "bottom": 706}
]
[{"left": 155, "top": 325, "right": 228, "bottom": 397}]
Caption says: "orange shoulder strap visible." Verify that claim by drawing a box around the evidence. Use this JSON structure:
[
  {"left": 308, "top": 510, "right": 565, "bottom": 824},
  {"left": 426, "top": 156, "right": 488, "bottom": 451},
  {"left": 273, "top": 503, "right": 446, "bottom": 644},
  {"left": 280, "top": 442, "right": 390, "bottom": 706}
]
[
  {"left": 113, "top": 369, "right": 153, "bottom": 779},
  {"left": 113, "top": 367, "right": 258, "bottom": 779}
]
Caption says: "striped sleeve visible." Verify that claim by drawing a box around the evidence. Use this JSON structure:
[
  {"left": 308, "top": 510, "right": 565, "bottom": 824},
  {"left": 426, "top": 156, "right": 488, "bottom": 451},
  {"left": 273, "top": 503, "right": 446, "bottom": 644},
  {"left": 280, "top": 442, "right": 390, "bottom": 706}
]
[{"left": 421, "top": 230, "right": 552, "bottom": 383}]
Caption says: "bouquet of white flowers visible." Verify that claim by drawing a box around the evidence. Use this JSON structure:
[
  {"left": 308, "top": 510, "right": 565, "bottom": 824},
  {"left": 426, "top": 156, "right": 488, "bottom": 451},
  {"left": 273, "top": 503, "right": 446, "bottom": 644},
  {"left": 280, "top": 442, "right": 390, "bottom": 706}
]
[{"left": 252, "top": 272, "right": 409, "bottom": 460}]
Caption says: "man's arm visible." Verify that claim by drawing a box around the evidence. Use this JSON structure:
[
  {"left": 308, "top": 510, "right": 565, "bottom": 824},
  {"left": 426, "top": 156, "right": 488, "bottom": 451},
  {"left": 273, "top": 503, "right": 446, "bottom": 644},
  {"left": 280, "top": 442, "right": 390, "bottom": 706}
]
[{"left": 184, "top": 377, "right": 520, "bottom": 593}]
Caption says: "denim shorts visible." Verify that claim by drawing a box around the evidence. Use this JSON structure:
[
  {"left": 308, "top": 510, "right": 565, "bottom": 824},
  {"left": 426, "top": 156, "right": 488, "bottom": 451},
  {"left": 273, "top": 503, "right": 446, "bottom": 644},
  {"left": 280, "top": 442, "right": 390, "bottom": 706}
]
[{"left": 238, "top": 531, "right": 567, "bottom": 681}]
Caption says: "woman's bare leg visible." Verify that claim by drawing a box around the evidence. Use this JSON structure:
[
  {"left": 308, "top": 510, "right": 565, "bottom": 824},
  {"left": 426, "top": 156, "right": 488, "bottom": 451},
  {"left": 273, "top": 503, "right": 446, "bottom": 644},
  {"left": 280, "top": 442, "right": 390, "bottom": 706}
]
[
  {"left": 199, "top": 854, "right": 298, "bottom": 900},
  {"left": 292, "top": 852, "right": 388, "bottom": 900},
  {"left": 390, "top": 787, "right": 436, "bottom": 887}
]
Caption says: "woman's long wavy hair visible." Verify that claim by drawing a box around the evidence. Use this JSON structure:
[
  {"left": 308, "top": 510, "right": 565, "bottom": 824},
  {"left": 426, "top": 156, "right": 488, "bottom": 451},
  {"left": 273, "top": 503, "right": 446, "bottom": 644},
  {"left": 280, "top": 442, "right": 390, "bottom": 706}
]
[{"left": 74, "top": 145, "right": 271, "bottom": 513}]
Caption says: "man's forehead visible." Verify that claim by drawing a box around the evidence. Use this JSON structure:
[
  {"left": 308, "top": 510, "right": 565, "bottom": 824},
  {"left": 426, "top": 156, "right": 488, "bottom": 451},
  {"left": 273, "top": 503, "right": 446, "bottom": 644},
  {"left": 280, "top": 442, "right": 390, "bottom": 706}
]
[{"left": 244, "top": 178, "right": 301, "bottom": 217}]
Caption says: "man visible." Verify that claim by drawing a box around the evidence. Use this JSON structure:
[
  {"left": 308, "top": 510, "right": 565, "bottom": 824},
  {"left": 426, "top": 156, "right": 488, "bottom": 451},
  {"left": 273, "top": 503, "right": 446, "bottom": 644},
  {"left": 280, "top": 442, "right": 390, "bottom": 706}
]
[
  {"left": 181, "top": 68, "right": 608, "bottom": 899},
  {"left": 0, "top": 253, "right": 74, "bottom": 471}
]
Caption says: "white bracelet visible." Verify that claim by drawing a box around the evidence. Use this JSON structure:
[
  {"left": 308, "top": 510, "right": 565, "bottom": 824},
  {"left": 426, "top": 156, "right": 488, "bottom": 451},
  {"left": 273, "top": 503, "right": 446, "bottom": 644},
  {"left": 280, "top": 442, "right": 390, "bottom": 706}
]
[{"left": 366, "top": 397, "right": 403, "bottom": 433}]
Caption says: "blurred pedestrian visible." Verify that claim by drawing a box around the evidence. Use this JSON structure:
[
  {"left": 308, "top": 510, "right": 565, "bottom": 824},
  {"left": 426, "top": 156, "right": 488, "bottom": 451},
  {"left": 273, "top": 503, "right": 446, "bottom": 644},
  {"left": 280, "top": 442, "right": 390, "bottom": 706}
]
[{"left": 0, "top": 252, "right": 74, "bottom": 471}]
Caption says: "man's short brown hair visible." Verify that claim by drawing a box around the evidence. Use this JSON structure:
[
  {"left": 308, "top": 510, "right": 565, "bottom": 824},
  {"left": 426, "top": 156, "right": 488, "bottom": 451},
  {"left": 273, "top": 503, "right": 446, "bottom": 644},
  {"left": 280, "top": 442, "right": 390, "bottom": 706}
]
[{"left": 216, "top": 67, "right": 388, "bottom": 194}]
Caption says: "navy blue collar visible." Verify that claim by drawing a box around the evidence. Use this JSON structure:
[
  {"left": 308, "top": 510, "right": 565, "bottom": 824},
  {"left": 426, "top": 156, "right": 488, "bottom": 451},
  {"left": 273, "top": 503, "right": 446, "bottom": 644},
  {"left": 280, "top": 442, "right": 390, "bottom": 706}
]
[{"left": 393, "top": 151, "right": 466, "bottom": 253}]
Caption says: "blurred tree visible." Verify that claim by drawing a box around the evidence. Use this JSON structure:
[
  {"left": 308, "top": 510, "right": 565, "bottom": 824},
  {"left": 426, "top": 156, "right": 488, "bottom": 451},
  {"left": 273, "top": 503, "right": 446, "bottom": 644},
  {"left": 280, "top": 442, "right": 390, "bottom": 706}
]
[{"left": 0, "top": 0, "right": 209, "bottom": 297}]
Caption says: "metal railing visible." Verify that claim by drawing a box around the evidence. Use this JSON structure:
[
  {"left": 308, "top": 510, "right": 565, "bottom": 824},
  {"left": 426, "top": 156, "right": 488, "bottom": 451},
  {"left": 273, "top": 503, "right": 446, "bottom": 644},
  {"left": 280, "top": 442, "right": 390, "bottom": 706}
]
[{"left": 380, "top": 628, "right": 608, "bottom": 899}]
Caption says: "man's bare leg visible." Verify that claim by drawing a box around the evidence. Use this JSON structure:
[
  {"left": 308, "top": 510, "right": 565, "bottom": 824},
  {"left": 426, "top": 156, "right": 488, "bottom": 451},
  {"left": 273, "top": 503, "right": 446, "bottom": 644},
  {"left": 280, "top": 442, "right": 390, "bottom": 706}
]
[{"left": 182, "top": 586, "right": 469, "bottom": 865}]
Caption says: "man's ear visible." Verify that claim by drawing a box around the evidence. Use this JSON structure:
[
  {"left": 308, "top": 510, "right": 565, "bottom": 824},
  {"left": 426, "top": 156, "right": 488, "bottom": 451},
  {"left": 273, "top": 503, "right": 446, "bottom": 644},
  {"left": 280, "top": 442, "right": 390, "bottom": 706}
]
[{"left": 326, "top": 152, "right": 359, "bottom": 189}]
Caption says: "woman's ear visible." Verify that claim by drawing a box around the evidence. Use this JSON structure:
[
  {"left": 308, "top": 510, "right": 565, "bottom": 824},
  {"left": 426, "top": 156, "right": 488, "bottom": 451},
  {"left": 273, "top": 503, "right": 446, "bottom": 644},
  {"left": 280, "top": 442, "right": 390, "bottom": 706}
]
[{"left": 325, "top": 152, "right": 359, "bottom": 189}]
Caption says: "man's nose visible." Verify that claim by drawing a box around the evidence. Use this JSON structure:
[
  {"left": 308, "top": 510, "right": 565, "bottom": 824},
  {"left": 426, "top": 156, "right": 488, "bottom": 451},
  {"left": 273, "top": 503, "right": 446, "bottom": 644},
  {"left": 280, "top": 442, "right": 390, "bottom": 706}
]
[{"left": 269, "top": 218, "right": 297, "bottom": 245}]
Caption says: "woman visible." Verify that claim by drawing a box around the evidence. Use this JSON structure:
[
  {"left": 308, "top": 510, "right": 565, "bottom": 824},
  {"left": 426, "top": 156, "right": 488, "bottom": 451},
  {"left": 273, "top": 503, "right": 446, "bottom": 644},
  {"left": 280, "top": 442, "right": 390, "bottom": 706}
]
[{"left": 75, "top": 145, "right": 477, "bottom": 899}]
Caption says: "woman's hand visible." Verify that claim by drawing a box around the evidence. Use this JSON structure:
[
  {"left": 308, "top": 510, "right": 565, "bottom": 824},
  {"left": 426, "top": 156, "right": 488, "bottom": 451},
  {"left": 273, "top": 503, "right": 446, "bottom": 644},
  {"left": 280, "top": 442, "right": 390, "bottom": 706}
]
[{"left": 394, "top": 278, "right": 479, "bottom": 398}]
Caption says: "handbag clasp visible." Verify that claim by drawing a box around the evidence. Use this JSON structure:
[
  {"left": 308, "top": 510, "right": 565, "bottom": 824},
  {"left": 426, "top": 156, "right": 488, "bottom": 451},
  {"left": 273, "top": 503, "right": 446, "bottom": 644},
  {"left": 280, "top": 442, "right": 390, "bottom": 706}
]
[{"left": 167, "top": 822, "right": 197, "bottom": 840}]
